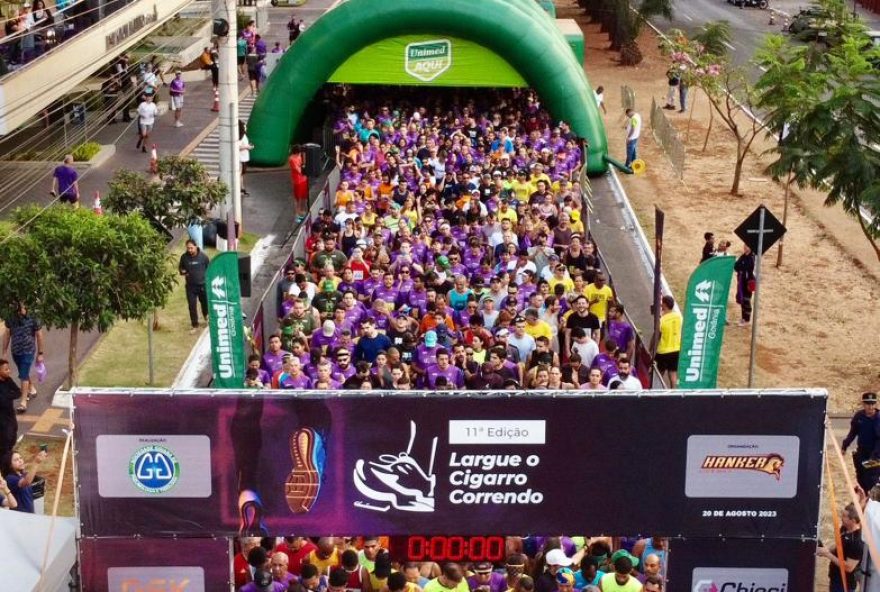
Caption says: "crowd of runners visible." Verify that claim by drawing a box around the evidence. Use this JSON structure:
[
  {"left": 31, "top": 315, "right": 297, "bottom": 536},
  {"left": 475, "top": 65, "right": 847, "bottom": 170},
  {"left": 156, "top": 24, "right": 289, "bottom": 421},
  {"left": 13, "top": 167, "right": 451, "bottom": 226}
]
[
  {"left": 233, "top": 536, "right": 665, "bottom": 592},
  {"left": 256, "top": 87, "right": 669, "bottom": 393}
]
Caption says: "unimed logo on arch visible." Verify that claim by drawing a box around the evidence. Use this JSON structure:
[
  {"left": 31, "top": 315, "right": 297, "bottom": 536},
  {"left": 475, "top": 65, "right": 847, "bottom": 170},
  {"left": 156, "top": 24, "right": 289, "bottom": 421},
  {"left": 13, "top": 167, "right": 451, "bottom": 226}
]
[{"left": 692, "top": 568, "right": 788, "bottom": 592}]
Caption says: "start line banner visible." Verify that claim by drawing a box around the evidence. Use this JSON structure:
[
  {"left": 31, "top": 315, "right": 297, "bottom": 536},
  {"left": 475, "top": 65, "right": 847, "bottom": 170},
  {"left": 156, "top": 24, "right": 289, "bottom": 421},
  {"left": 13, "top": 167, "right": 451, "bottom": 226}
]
[{"left": 73, "top": 389, "right": 826, "bottom": 538}]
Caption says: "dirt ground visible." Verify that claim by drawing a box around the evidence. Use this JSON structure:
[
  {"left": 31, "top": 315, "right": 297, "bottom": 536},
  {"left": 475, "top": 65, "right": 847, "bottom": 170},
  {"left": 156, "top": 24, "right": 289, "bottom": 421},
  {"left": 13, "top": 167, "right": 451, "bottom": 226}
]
[
  {"left": 557, "top": 1, "right": 880, "bottom": 414},
  {"left": 552, "top": 0, "right": 878, "bottom": 586}
]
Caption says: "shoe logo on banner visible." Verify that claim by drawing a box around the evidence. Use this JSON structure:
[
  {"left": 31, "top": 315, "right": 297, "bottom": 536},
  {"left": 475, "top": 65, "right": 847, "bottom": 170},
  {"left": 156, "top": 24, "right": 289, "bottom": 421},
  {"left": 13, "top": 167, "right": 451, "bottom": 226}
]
[
  {"left": 129, "top": 444, "right": 180, "bottom": 494},
  {"left": 353, "top": 420, "right": 438, "bottom": 512}
]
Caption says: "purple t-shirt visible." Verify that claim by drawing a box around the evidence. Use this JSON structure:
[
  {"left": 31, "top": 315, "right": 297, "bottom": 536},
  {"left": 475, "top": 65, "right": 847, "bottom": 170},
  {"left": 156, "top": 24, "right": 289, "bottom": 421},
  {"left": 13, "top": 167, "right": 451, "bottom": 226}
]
[
  {"left": 279, "top": 372, "right": 311, "bottom": 389},
  {"left": 467, "top": 573, "right": 508, "bottom": 592},
  {"left": 310, "top": 331, "right": 337, "bottom": 352},
  {"left": 169, "top": 77, "right": 185, "bottom": 95},
  {"left": 331, "top": 364, "right": 357, "bottom": 383},
  {"left": 262, "top": 349, "right": 290, "bottom": 373},
  {"left": 606, "top": 320, "right": 634, "bottom": 353},
  {"left": 53, "top": 165, "right": 78, "bottom": 197},
  {"left": 425, "top": 364, "right": 464, "bottom": 389},
  {"left": 415, "top": 344, "right": 439, "bottom": 369}
]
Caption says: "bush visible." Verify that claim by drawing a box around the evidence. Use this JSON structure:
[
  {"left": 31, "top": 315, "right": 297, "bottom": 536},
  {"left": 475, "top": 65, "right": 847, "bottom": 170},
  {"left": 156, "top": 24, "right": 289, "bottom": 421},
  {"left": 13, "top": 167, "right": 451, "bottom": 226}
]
[{"left": 71, "top": 142, "right": 102, "bottom": 162}]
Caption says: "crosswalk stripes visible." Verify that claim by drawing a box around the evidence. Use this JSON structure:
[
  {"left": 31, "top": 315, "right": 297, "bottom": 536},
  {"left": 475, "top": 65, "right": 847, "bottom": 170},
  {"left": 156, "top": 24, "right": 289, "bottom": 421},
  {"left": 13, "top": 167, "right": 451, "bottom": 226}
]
[{"left": 189, "top": 95, "right": 256, "bottom": 180}]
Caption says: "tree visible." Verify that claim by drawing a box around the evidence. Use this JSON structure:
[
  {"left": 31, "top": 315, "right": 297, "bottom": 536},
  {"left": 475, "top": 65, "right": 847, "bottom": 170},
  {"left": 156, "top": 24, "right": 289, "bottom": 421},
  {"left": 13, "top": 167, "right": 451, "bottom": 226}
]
[
  {"left": 692, "top": 20, "right": 732, "bottom": 58},
  {"left": 663, "top": 31, "right": 762, "bottom": 195},
  {"left": 0, "top": 207, "right": 176, "bottom": 388},
  {"left": 755, "top": 1, "right": 880, "bottom": 261},
  {"left": 581, "top": 0, "right": 673, "bottom": 65},
  {"left": 106, "top": 155, "right": 227, "bottom": 231}
]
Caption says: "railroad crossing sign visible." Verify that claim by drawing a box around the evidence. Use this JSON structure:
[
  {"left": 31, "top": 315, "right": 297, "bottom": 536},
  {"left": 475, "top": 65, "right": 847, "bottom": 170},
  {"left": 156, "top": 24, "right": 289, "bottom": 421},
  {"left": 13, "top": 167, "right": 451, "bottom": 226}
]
[{"left": 734, "top": 205, "right": 786, "bottom": 255}]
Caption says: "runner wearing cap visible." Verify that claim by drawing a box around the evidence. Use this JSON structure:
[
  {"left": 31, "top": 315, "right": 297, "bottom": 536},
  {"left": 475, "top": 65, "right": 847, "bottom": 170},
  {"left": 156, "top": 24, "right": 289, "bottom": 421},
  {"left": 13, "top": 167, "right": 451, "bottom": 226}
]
[
  {"left": 536, "top": 548, "right": 571, "bottom": 592},
  {"left": 842, "top": 391, "right": 880, "bottom": 492},
  {"left": 598, "top": 552, "right": 640, "bottom": 592}
]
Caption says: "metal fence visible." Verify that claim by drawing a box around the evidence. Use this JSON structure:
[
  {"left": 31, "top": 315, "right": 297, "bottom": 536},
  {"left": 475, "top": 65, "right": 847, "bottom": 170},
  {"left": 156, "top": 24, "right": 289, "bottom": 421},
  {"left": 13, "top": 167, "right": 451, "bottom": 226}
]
[
  {"left": 620, "top": 85, "right": 636, "bottom": 112},
  {"left": 649, "top": 96, "right": 685, "bottom": 179}
]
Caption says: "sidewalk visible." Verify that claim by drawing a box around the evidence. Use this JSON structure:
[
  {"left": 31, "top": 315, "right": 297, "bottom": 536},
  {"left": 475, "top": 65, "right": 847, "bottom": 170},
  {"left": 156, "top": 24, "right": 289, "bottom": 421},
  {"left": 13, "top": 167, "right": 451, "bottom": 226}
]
[{"left": 16, "top": 0, "right": 328, "bottom": 437}]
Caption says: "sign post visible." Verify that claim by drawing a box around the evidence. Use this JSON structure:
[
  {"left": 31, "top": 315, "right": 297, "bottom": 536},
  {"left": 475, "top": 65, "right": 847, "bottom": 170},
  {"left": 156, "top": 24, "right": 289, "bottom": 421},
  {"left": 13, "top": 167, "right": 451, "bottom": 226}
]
[
  {"left": 206, "top": 252, "right": 246, "bottom": 388},
  {"left": 734, "top": 205, "right": 786, "bottom": 388}
]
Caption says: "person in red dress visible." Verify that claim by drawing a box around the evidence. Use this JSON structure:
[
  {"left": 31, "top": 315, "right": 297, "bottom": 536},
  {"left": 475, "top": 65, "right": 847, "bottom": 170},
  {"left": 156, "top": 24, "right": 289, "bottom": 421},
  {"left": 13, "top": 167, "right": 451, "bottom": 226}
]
[{"left": 289, "top": 145, "right": 309, "bottom": 222}]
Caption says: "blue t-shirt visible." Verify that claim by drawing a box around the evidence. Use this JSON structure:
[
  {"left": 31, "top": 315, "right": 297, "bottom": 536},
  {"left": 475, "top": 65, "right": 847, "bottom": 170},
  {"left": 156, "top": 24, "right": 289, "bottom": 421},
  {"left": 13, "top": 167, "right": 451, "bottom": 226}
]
[
  {"left": 6, "top": 472, "right": 34, "bottom": 513},
  {"left": 354, "top": 334, "right": 392, "bottom": 364},
  {"left": 573, "top": 570, "right": 604, "bottom": 589}
]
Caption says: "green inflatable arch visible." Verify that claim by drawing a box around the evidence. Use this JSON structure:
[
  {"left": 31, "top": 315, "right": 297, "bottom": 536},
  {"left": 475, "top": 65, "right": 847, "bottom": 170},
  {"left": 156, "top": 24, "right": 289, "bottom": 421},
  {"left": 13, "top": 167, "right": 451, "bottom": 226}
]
[{"left": 247, "top": 0, "right": 609, "bottom": 174}]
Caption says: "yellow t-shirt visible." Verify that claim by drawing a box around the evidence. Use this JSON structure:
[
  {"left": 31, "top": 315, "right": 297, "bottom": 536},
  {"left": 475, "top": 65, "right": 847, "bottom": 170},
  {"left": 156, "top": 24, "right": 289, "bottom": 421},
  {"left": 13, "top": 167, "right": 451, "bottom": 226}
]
[
  {"left": 584, "top": 283, "right": 614, "bottom": 320},
  {"left": 657, "top": 310, "right": 683, "bottom": 354},
  {"left": 549, "top": 276, "right": 574, "bottom": 294},
  {"left": 306, "top": 548, "right": 340, "bottom": 574},
  {"left": 524, "top": 320, "right": 553, "bottom": 341},
  {"left": 510, "top": 180, "right": 534, "bottom": 202},
  {"left": 498, "top": 208, "right": 518, "bottom": 223}
]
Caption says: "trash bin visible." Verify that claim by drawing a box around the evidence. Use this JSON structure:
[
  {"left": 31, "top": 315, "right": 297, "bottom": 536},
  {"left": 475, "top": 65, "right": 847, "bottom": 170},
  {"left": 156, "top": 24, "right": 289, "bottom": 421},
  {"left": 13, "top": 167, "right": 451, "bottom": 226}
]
[{"left": 31, "top": 475, "right": 46, "bottom": 515}]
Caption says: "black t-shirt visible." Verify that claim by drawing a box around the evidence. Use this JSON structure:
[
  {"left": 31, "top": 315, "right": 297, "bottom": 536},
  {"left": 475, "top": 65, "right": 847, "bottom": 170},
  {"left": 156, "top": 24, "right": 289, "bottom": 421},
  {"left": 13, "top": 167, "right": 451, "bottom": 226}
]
[
  {"left": 828, "top": 528, "right": 863, "bottom": 588},
  {"left": 387, "top": 327, "right": 409, "bottom": 348},
  {"left": 566, "top": 311, "right": 601, "bottom": 334}
]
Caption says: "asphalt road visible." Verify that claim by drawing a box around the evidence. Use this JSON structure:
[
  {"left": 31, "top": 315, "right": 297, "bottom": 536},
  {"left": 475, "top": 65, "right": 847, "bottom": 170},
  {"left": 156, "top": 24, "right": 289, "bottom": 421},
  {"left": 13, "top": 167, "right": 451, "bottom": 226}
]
[{"left": 664, "top": 0, "right": 880, "bottom": 81}]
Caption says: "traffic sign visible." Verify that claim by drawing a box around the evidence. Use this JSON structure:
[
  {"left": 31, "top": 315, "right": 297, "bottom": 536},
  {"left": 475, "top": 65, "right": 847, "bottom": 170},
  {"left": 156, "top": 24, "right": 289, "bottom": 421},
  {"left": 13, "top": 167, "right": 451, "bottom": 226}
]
[{"left": 734, "top": 205, "right": 786, "bottom": 255}]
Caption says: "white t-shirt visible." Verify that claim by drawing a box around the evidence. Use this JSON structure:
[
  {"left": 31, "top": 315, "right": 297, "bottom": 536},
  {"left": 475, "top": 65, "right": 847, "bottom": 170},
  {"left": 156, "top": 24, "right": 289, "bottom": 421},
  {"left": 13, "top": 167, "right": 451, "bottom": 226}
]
[
  {"left": 594, "top": 91, "right": 604, "bottom": 107},
  {"left": 507, "top": 333, "right": 536, "bottom": 363},
  {"left": 571, "top": 338, "right": 599, "bottom": 367},
  {"left": 137, "top": 101, "right": 158, "bottom": 125},
  {"left": 240, "top": 134, "right": 251, "bottom": 163},
  {"left": 626, "top": 113, "right": 642, "bottom": 141},
  {"left": 608, "top": 374, "right": 642, "bottom": 391}
]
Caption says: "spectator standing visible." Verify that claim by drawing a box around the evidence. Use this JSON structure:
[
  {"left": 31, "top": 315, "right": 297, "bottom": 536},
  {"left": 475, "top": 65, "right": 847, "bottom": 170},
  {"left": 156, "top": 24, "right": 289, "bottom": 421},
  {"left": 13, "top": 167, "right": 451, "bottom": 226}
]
[
  {"left": 114, "top": 53, "right": 134, "bottom": 122},
  {"left": 594, "top": 86, "right": 607, "bottom": 115},
  {"left": 169, "top": 70, "right": 185, "bottom": 128},
  {"left": 654, "top": 295, "right": 681, "bottom": 388},
  {"left": 289, "top": 145, "right": 309, "bottom": 222},
  {"left": 663, "top": 66, "right": 680, "bottom": 110},
  {"left": 3, "top": 303, "right": 44, "bottom": 414},
  {"left": 0, "top": 474, "right": 18, "bottom": 509},
  {"left": 734, "top": 244, "right": 756, "bottom": 327},
  {"left": 701, "top": 232, "right": 715, "bottom": 262},
  {"left": 240, "top": 121, "right": 254, "bottom": 196},
  {"left": 624, "top": 108, "right": 641, "bottom": 168},
  {"left": 817, "top": 503, "right": 862, "bottom": 592},
  {"left": 136, "top": 93, "right": 157, "bottom": 153},
  {"left": 4, "top": 449, "right": 47, "bottom": 513},
  {"left": 842, "top": 392, "right": 880, "bottom": 493},
  {"left": 50, "top": 154, "right": 79, "bottom": 206},
  {"left": 178, "top": 239, "right": 210, "bottom": 333},
  {"left": 0, "top": 360, "right": 21, "bottom": 467}
]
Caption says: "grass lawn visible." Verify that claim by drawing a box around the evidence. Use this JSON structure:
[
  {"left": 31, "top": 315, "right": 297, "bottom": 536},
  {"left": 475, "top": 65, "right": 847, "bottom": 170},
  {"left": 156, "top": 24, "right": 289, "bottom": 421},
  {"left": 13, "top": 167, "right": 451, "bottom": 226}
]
[{"left": 77, "top": 233, "right": 258, "bottom": 387}]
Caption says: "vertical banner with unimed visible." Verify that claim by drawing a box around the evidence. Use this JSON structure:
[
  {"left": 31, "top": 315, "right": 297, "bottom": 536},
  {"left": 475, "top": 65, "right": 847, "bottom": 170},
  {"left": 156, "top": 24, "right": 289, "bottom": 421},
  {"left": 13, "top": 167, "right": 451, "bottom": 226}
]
[
  {"left": 677, "top": 256, "right": 735, "bottom": 389},
  {"left": 206, "top": 252, "right": 245, "bottom": 388},
  {"left": 80, "top": 537, "right": 231, "bottom": 591}
]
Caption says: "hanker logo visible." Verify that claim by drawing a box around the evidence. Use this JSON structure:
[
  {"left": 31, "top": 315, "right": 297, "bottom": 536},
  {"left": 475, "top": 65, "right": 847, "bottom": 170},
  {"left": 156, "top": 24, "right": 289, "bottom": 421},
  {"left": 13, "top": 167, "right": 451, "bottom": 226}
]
[
  {"left": 692, "top": 568, "right": 788, "bottom": 592},
  {"left": 354, "top": 420, "right": 438, "bottom": 512},
  {"left": 129, "top": 444, "right": 180, "bottom": 494},
  {"left": 701, "top": 454, "right": 785, "bottom": 480}
]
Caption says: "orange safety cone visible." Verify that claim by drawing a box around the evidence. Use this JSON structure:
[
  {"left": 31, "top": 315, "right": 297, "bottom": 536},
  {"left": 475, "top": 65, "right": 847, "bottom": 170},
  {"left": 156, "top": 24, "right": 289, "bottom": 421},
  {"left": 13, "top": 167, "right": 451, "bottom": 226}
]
[
  {"left": 211, "top": 88, "right": 220, "bottom": 112},
  {"left": 149, "top": 144, "right": 158, "bottom": 174},
  {"left": 92, "top": 191, "right": 103, "bottom": 215}
]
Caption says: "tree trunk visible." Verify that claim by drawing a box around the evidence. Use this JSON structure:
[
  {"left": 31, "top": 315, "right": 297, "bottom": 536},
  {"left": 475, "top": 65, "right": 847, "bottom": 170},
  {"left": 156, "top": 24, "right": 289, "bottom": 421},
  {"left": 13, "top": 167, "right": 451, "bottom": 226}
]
[
  {"left": 152, "top": 309, "right": 160, "bottom": 331},
  {"left": 702, "top": 105, "right": 714, "bottom": 152},
  {"left": 66, "top": 321, "right": 79, "bottom": 390},
  {"left": 855, "top": 201, "right": 880, "bottom": 263},
  {"left": 686, "top": 89, "right": 697, "bottom": 142},
  {"left": 730, "top": 139, "right": 745, "bottom": 195},
  {"left": 775, "top": 172, "right": 792, "bottom": 268}
]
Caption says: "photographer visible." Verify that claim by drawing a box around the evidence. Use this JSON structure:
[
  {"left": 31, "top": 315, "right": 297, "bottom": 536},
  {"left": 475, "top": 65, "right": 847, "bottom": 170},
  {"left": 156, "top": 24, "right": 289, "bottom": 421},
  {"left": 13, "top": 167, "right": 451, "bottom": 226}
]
[{"left": 4, "top": 448, "right": 47, "bottom": 513}]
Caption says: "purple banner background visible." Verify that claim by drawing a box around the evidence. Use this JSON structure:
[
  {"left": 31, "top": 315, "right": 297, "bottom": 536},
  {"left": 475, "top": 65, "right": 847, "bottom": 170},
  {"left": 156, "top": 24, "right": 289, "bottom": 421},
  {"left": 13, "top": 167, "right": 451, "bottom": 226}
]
[
  {"left": 79, "top": 537, "right": 231, "bottom": 591},
  {"left": 73, "top": 390, "right": 825, "bottom": 538}
]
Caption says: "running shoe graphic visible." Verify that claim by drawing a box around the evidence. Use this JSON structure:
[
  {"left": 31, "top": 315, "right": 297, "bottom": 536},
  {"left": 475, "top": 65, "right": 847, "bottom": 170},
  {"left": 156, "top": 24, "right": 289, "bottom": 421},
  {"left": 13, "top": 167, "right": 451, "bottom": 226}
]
[
  {"left": 285, "top": 427, "right": 325, "bottom": 513},
  {"left": 353, "top": 420, "right": 438, "bottom": 513},
  {"left": 238, "top": 489, "right": 268, "bottom": 536}
]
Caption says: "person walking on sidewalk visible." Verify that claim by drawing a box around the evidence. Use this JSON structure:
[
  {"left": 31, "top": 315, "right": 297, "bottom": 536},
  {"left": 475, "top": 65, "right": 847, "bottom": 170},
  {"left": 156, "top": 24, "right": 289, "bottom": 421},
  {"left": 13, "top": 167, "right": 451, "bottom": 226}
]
[
  {"left": 289, "top": 145, "right": 308, "bottom": 222},
  {"left": 178, "top": 240, "right": 210, "bottom": 334},
  {"left": 169, "top": 70, "right": 185, "bottom": 128},
  {"left": 239, "top": 121, "right": 254, "bottom": 196},
  {"left": 3, "top": 303, "right": 44, "bottom": 415},
  {"left": 50, "top": 154, "right": 79, "bottom": 206},
  {"left": 624, "top": 108, "right": 641, "bottom": 168},
  {"left": 136, "top": 93, "right": 158, "bottom": 153}
]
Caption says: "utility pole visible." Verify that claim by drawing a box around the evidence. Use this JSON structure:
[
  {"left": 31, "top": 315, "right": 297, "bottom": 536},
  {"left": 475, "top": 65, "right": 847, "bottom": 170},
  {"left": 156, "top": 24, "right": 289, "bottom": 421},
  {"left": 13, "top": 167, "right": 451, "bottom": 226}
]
[{"left": 214, "top": 0, "right": 240, "bottom": 251}]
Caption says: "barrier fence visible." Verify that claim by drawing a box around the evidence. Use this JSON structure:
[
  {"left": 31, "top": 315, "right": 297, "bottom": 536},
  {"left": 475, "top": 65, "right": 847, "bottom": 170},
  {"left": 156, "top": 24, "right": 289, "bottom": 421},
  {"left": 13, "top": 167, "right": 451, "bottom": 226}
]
[{"left": 650, "top": 96, "right": 686, "bottom": 179}]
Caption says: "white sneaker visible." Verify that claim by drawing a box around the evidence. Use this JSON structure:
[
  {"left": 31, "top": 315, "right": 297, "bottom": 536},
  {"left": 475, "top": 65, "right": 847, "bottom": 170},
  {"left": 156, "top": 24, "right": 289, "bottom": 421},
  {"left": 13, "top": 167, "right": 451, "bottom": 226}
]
[
  {"left": 175, "top": 121, "right": 184, "bottom": 128},
  {"left": 737, "top": 319, "right": 750, "bottom": 327}
]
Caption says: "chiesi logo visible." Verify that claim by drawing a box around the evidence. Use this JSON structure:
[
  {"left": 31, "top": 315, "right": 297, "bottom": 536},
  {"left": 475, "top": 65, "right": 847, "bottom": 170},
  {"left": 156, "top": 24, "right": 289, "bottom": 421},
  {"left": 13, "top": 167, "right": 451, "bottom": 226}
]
[
  {"left": 683, "top": 279, "right": 723, "bottom": 384},
  {"left": 353, "top": 420, "right": 545, "bottom": 513},
  {"left": 693, "top": 568, "right": 788, "bottom": 592},
  {"left": 701, "top": 453, "right": 785, "bottom": 480},
  {"left": 129, "top": 444, "right": 180, "bottom": 494},
  {"left": 210, "top": 276, "right": 235, "bottom": 379},
  {"left": 405, "top": 39, "right": 452, "bottom": 82}
]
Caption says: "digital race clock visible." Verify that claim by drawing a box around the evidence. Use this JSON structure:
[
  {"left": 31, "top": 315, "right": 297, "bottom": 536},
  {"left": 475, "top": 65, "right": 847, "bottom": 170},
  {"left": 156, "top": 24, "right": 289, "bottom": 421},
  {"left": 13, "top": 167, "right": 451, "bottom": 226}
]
[{"left": 388, "top": 536, "right": 506, "bottom": 563}]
